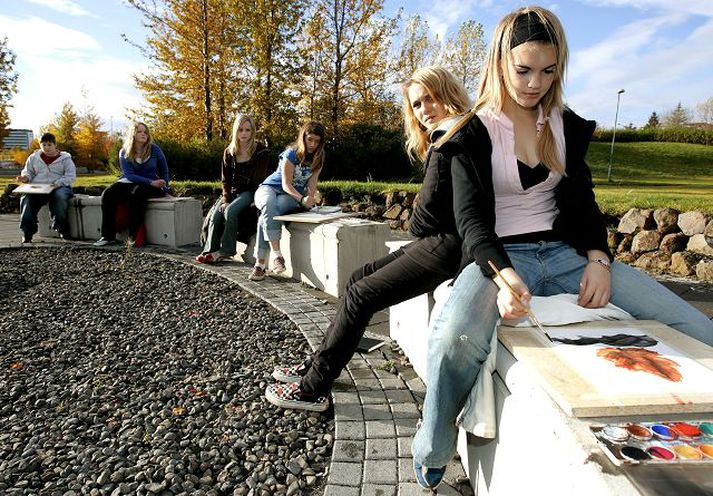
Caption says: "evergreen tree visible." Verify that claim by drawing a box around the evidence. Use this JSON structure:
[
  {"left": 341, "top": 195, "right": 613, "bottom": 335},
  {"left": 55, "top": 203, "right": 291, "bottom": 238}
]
[
  {"left": 662, "top": 102, "right": 691, "bottom": 127},
  {"left": 645, "top": 111, "right": 659, "bottom": 128},
  {"left": 0, "top": 37, "right": 19, "bottom": 147}
]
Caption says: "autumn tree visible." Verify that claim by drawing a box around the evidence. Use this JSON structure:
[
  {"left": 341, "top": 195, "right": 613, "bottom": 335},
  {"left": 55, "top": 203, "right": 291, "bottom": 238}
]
[
  {"left": 45, "top": 102, "right": 80, "bottom": 156},
  {"left": 0, "top": 37, "right": 18, "bottom": 147},
  {"left": 441, "top": 20, "right": 486, "bottom": 98},
  {"left": 126, "top": 0, "right": 241, "bottom": 141},
  {"left": 75, "top": 106, "right": 108, "bottom": 168},
  {"left": 397, "top": 15, "right": 440, "bottom": 82},
  {"left": 662, "top": 102, "right": 691, "bottom": 128},
  {"left": 301, "top": 0, "right": 399, "bottom": 137},
  {"left": 235, "top": 0, "right": 305, "bottom": 143},
  {"left": 696, "top": 96, "right": 713, "bottom": 124},
  {"left": 644, "top": 111, "right": 660, "bottom": 128}
]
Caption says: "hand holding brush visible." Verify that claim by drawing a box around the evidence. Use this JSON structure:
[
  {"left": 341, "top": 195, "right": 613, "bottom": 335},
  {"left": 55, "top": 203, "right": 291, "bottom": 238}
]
[{"left": 487, "top": 260, "right": 553, "bottom": 342}]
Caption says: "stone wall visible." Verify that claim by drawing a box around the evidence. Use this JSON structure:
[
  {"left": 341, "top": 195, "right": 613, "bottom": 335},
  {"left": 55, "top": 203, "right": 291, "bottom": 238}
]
[{"left": 612, "top": 208, "right": 713, "bottom": 282}]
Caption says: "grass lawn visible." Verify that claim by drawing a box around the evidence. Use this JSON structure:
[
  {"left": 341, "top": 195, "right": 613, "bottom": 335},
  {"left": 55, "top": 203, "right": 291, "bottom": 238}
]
[
  {"left": 2, "top": 141, "right": 711, "bottom": 215},
  {"left": 587, "top": 142, "right": 713, "bottom": 215}
]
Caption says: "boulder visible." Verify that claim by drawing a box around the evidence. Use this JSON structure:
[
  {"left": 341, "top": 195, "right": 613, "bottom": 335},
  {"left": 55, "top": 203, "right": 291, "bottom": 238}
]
[
  {"left": 399, "top": 207, "right": 412, "bottom": 221},
  {"left": 659, "top": 232, "right": 688, "bottom": 254},
  {"left": 615, "top": 252, "right": 636, "bottom": 264},
  {"left": 696, "top": 260, "right": 713, "bottom": 283},
  {"left": 670, "top": 251, "right": 702, "bottom": 277},
  {"left": 678, "top": 211, "right": 710, "bottom": 236},
  {"left": 631, "top": 230, "right": 662, "bottom": 255},
  {"left": 401, "top": 192, "right": 416, "bottom": 208},
  {"left": 617, "top": 234, "right": 633, "bottom": 254},
  {"left": 705, "top": 219, "right": 713, "bottom": 238},
  {"left": 617, "top": 208, "right": 654, "bottom": 234},
  {"left": 687, "top": 234, "right": 713, "bottom": 257},
  {"left": 653, "top": 208, "right": 680, "bottom": 234},
  {"left": 401, "top": 218, "right": 411, "bottom": 232},
  {"left": 382, "top": 203, "right": 403, "bottom": 220},
  {"left": 607, "top": 229, "right": 622, "bottom": 251},
  {"left": 388, "top": 220, "right": 401, "bottom": 230},
  {"left": 633, "top": 251, "right": 671, "bottom": 273},
  {"left": 385, "top": 191, "right": 400, "bottom": 207}
]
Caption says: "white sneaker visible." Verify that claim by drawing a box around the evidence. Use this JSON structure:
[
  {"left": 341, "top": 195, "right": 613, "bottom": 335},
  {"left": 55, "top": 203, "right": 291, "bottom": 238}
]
[{"left": 94, "top": 237, "right": 117, "bottom": 247}]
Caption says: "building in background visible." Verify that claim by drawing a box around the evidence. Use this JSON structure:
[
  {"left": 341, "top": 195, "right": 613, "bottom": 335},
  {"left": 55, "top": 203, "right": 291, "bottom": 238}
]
[{"left": 2, "top": 129, "right": 33, "bottom": 150}]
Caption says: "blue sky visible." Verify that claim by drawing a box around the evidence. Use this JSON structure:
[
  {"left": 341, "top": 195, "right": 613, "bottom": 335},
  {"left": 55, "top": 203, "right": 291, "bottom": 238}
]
[{"left": 1, "top": 0, "right": 712, "bottom": 135}]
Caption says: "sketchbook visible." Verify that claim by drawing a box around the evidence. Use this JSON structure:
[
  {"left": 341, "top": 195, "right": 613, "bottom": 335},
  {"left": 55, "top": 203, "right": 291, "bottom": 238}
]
[{"left": 12, "top": 183, "right": 59, "bottom": 195}]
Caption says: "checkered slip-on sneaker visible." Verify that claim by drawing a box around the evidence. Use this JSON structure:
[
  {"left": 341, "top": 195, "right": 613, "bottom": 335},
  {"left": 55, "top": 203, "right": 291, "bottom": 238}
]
[
  {"left": 272, "top": 360, "right": 311, "bottom": 383},
  {"left": 265, "top": 382, "right": 329, "bottom": 412}
]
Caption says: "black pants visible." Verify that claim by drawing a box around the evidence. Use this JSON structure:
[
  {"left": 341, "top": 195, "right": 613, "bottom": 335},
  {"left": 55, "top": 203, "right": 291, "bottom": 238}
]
[
  {"left": 301, "top": 233, "right": 461, "bottom": 395},
  {"left": 100, "top": 182, "right": 164, "bottom": 239}
]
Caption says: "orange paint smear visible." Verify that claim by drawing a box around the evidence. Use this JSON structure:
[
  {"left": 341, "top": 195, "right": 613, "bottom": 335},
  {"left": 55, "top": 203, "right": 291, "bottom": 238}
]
[{"left": 596, "top": 347, "right": 682, "bottom": 382}]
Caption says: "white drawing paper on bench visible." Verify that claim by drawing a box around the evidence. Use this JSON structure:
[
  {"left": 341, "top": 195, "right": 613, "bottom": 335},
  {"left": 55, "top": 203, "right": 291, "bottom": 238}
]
[{"left": 547, "top": 326, "right": 713, "bottom": 396}]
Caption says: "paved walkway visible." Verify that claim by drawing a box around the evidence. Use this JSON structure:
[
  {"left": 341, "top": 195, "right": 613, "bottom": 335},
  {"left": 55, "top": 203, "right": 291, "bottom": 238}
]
[{"left": 3, "top": 215, "right": 712, "bottom": 496}]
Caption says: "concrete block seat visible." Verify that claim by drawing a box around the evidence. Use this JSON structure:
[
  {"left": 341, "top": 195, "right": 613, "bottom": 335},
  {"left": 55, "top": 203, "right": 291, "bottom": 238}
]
[
  {"left": 235, "top": 217, "right": 390, "bottom": 298},
  {"left": 38, "top": 194, "right": 202, "bottom": 247}
]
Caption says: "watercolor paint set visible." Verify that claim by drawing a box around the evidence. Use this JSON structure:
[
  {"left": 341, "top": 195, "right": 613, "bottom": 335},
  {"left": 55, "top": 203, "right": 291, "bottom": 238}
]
[{"left": 590, "top": 421, "right": 713, "bottom": 466}]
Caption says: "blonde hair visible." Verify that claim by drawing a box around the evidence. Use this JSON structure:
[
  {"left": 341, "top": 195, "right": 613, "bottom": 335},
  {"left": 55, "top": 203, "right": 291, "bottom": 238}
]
[
  {"left": 227, "top": 113, "right": 257, "bottom": 156},
  {"left": 293, "top": 121, "right": 326, "bottom": 173},
  {"left": 438, "top": 6, "right": 569, "bottom": 173},
  {"left": 122, "top": 122, "right": 153, "bottom": 162},
  {"left": 401, "top": 66, "right": 472, "bottom": 162}
]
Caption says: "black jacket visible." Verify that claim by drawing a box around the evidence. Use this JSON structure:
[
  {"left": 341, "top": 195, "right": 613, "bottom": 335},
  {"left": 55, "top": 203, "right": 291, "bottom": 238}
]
[
  {"left": 409, "top": 128, "right": 459, "bottom": 239},
  {"left": 443, "top": 108, "right": 612, "bottom": 277},
  {"left": 221, "top": 142, "right": 270, "bottom": 203}
]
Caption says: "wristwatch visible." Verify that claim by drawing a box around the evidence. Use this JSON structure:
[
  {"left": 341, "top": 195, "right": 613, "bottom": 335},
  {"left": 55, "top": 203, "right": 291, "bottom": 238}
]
[{"left": 590, "top": 258, "right": 611, "bottom": 271}]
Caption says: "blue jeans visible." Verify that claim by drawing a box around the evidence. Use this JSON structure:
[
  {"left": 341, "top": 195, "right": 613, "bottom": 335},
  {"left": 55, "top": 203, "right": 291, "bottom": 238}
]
[
  {"left": 19, "top": 186, "right": 73, "bottom": 237},
  {"left": 203, "top": 192, "right": 254, "bottom": 256},
  {"left": 253, "top": 185, "right": 299, "bottom": 259},
  {"left": 412, "top": 241, "right": 713, "bottom": 468}
]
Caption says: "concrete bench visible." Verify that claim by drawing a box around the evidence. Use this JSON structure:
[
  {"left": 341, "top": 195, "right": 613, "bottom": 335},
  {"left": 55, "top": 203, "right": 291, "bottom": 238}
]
[
  {"left": 236, "top": 217, "right": 390, "bottom": 298},
  {"left": 38, "top": 194, "right": 202, "bottom": 247}
]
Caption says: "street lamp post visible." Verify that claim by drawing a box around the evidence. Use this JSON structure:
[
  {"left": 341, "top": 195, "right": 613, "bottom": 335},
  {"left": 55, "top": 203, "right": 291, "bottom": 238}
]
[{"left": 607, "top": 89, "right": 625, "bottom": 182}]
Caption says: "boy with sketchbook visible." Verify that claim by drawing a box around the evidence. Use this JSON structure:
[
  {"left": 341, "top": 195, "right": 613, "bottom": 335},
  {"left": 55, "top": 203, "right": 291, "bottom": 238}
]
[{"left": 16, "top": 132, "right": 76, "bottom": 242}]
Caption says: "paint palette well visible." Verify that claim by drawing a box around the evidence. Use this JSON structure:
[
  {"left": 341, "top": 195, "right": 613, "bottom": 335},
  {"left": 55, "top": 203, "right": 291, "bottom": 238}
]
[{"left": 591, "top": 421, "right": 713, "bottom": 466}]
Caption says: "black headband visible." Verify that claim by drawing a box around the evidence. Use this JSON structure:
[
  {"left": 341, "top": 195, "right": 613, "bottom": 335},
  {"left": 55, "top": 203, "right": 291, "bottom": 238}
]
[{"left": 510, "top": 11, "right": 556, "bottom": 49}]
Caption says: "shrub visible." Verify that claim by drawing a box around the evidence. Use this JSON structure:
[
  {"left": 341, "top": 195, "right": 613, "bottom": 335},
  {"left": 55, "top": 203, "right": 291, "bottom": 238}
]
[{"left": 592, "top": 127, "right": 713, "bottom": 146}]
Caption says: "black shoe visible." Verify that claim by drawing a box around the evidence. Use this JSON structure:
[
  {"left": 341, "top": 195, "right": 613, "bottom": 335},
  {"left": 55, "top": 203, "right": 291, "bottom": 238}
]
[{"left": 22, "top": 234, "right": 32, "bottom": 243}]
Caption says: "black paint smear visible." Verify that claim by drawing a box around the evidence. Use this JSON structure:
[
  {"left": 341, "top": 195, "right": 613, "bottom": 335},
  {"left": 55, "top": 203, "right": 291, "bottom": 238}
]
[{"left": 553, "top": 333, "right": 658, "bottom": 347}]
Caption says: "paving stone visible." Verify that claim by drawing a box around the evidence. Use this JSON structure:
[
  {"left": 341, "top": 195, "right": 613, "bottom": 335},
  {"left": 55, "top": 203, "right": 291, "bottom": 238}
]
[
  {"left": 397, "top": 436, "right": 413, "bottom": 457},
  {"left": 390, "top": 402, "right": 420, "bottom": 419},
  {"left": 334, "top": 391, "right": 361, "bottom": 405},
  {"left": 361, "top": 484, "right": 396, "bottom": 496},
  {"left": 336, "top": 420, "right": 365, "bottom": 441},
  {"left": 359, "top": 389, "right": 388, "bottom": 405},
  {"left": 324, "top": 485, "right": 360, "bottom": 496},
  {"left": 365, "top": 438, "right": 396, "bottom": 459},
  {"left": 362, "top": 403, "right": 393, "bottom": 421},
  {"left": 385, "top": 389, "right": 414, "bottom": 404},
  {"left": 328, "top": 462, "right": 362, "bottom": 486},
  {"left": 365, "top": 420, "right": 395, "bottom": 439},
  {"left": 350, "top": 367, "right": 377, "bottom": 379},
  {"left": 397, "top": 482, "right": 426, "bottom": 496},
  {"left": 394, "top": 417, "right": 419, "bottom": 437},
  {"left": 355, "top": 378, "right": 382, "bottom": 391},
  {"left": 398, "top": 457, "right": 417, "bottom": 483},
  {"left": 332, "top": 440, "right": 365, "bottom": 462},
  {"left": 335, "top": 402, "right": 363, "bottom": 421},
  {"left": 379, "top": 377, "right": 407, "bottom": 390},
  {"left": 347, "top": 359, "right": 370, "bottom": 370},
  {"left": 363, "top": 459, "right": 397, "bottom": 485}
]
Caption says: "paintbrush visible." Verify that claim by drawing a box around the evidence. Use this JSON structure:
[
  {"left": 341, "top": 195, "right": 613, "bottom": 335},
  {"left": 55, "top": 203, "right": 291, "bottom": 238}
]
[{"left": 487, "top": 260, "right": 553, "bottom": 342}]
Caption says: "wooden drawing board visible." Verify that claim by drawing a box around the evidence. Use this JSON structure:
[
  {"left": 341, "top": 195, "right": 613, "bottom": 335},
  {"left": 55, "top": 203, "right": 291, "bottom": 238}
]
[
  {"left": 498, "top": 320, "right": 713, "bottom": 418},
  {"left": 273, "top": 211, "right": 356, "bottom": 224},
  {"left": 12, "top": 183, "right": 58, "bottom": 195}
]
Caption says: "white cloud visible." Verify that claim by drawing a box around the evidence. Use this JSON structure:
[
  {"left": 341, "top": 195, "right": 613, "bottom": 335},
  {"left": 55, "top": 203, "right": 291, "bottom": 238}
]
[
  {"left": 2, "top": 15, "right": 145, "bottom": 133},
  {"left": 421, "top": 0, "right": 495, "bottom": 40},
  {"left": 577, "top": 0, "right": 713, "bottom": 17},
  {"left": 25, "top": 0, "right": 96, "bottom": 17},
  {"left": 567, "top": 15, "right": 713, "bottom": 125}
]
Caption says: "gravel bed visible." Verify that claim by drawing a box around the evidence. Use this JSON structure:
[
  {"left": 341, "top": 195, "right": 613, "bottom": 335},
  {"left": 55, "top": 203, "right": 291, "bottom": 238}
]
[{"left": 0, "top": 246, "right": 334, "bottom": 496}]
